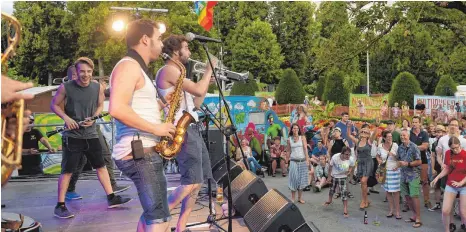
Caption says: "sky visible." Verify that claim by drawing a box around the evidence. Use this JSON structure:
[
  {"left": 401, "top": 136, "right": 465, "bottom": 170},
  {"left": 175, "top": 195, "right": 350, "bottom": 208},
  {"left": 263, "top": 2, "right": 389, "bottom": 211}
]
[{"left": 1, "top": 1, "right": 14, "bottom": 14}]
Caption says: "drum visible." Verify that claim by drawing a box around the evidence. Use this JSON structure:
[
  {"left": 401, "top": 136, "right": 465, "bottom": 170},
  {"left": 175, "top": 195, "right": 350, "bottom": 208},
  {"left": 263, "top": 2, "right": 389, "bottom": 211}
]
[{"left": 1, "top": 212, "right": 42, "bottom": 232}]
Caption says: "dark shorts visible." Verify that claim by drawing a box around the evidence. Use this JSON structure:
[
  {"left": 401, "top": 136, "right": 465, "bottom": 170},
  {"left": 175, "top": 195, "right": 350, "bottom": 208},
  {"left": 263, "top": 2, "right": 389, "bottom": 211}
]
[
  {"left": 420, "top": 153, "right": 428, "bottom": 164},
  {"left": 177, "top": 126, "right": 213, "bottom": 185},
  {"left": 61, "top": 137, "right": 105, "bottom": 174},
  {"left": 115, "top": 152, "right": 170, "bottom": 225}
]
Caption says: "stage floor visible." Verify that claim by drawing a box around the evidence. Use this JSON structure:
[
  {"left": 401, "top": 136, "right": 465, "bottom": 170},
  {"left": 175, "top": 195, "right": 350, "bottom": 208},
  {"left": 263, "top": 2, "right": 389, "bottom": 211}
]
[
  {"left": 1, "top": 173, "right": 248, "bottom": 232},
  {"left": 1, "top": 170, "right": 461, "bottom": 232}
]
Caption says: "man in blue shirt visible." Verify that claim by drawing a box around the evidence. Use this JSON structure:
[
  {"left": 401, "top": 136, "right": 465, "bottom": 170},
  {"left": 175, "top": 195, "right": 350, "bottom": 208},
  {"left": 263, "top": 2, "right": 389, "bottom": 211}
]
[
  {"left": 310, "top": 140, "right": 327, "bottom": 165},
  {"left": 335, "top": 112, "right": 356, "bottom": 152},
  {"left": 397, "top": 129, "right": 423, "bottom": 228}
]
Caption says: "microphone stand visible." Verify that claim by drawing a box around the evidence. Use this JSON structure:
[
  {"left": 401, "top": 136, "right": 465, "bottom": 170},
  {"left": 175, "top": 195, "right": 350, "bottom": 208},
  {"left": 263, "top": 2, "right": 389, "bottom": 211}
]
[{"left": 200, "top": 42, "right": 248, "bottom": 232}]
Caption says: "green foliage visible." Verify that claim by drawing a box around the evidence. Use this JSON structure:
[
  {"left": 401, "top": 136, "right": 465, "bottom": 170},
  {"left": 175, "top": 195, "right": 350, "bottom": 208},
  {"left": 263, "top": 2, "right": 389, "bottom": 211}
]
[
  {"left": 311, "top": 101, "right": 341, "bottom": 122},
  {"left": 257, "top": 82, "right": 268, "bottom": 92},
  {"left": 207, "top": 84, "right": 217, "bottom": 94},
  {"left": 315, "top": 77, "right": 326, "bottom": 100},
  {"left": 275, "top": 69, "right": 305, "bottom": 104},
  {"left": 303, "top": 82, "right": 317, "bottom": 96},
  {"left": 269, "top": 2, "right": 316, "bottom": 81},
  {"left": 230, "top": 75, "right": 259, "bottom": 96},
  {"left": 389, "top": 72, "right": 423, "bottom": 108},
  {"left": 434, "top": 75, "right": 458, "bottom": 96},
  {"left": 322, "top": 70, "right": 350, "bottom": 106},
  {"left": 229, "top": 20, "right": 284, "bottom": 84}
]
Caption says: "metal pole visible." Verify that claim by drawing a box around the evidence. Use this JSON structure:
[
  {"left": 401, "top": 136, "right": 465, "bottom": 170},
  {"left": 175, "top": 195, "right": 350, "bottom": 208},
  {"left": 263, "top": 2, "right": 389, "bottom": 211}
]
[
  {"left": 366, "top": 50, "right": 370, "bottom": 96},
  {"left": 109, "top": 6, "right": 168, "bottom": 13}
]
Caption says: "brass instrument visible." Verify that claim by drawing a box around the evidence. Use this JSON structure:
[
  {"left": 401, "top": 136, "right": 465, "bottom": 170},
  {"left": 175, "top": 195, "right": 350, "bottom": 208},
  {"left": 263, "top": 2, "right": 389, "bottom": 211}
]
[
  {"left": 1, "top": 12, "right": 25, "bottom": 186},
  {"left": 189, "top": 58, "right": 249, "bottom": 82},
  {"left": 154, "top": 53, "right": 195, "bottom": 159}
]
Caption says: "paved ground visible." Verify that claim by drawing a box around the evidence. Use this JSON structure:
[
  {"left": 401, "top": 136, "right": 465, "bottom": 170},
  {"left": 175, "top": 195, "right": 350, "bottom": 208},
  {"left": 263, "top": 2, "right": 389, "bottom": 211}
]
[
  {"left": 1, "top": 170, "right": 462, "bottom": 232},
  {"left": 262, "top": 171, "right": 461, "bottom": 232}
]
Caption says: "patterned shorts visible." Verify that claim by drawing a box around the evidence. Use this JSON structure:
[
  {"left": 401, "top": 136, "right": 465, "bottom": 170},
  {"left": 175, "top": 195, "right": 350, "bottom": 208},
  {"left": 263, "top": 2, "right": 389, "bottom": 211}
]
[{"left": 329, "top": 177, "right": 348, "bottom": 201}]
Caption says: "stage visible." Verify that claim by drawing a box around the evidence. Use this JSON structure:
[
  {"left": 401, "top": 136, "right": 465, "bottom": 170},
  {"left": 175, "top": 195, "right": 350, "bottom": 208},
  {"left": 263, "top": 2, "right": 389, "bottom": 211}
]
[
  {"left": 1, "top": 172, "right": 248, "bottom": 232},
  {"left": 1, "top": 170, "right": 459, "bottom": 232}
]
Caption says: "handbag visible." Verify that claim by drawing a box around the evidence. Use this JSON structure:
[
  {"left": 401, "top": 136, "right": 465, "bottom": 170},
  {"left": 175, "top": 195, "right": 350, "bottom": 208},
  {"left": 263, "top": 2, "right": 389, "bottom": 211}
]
[{"left": 375, "top": 143, "right": 392, "bottom": 184}]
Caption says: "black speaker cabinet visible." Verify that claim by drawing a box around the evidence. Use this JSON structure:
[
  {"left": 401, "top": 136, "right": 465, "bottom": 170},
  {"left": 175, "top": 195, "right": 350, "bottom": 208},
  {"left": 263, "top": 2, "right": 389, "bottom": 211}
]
[
  {"left": 224, "top": 170, "right": 268, "bottom": 216},
  {"left": 243, "top": 189, "right": 313, "bottom": 232},
  {"left": 212, "top": 159, "right": 243, "bottom": 188},
  {"left": 206, "top": 129, "right": 225, "bottom": 166}
]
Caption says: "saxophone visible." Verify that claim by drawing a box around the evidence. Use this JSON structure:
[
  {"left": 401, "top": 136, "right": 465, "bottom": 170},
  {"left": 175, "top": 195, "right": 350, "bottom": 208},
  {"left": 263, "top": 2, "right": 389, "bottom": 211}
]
[{"left": 154, "top": 53, "right": 195, "bottom": 159}]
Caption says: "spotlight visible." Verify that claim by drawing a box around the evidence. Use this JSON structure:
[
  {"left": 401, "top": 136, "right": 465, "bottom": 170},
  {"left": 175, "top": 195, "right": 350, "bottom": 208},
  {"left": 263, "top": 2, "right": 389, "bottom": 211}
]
[
  {"left": 158, "top": 22, "right": 166, "bottom": 34},
  {"left": 112, "top": 20, "right": 125, "bottom": 32}
]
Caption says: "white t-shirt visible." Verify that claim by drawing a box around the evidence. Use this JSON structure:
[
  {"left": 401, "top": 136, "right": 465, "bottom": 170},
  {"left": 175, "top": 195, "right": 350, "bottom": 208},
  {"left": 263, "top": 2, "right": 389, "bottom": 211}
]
[
  {"left": 330, "top": 153, "right": 355, "bottom": 178},
  {"left": 436, "top": 134, "right": 466, "bottom": 162},
  {"left": 377, "top": 142, "right": 399, "bottom": 170}
]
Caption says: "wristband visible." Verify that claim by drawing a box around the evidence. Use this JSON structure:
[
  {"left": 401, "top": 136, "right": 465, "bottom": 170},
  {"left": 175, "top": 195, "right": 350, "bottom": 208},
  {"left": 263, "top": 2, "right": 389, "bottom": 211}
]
[{"left": 407, "top": 162, "right": 411, "bottom": 167}]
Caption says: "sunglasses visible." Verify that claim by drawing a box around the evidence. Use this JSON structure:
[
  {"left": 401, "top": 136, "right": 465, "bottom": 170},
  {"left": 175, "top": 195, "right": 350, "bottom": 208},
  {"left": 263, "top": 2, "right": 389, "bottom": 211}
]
[{"left": 360, "top": 131, "right": 369, "bottom": 134}]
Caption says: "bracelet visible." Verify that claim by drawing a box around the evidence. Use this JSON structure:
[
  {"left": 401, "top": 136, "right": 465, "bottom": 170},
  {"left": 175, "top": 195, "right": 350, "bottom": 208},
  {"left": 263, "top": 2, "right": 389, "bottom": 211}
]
[{"left": 407, "top": 162, "right": 411, "bottom": 167}]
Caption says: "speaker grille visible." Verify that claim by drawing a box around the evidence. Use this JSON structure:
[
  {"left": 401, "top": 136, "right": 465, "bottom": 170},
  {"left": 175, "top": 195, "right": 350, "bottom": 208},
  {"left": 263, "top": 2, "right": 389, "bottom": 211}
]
[
  {"left": 244, "top": 189, "right": 289, "bottom": 232},
  {"left": 230, "top": 171, "right": 256, "bottom": 201}
]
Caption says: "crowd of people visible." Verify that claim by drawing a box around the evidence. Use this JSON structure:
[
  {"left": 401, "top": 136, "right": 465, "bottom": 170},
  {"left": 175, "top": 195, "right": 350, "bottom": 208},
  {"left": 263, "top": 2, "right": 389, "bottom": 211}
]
[{"left": 237, "top": 105, "right": 466, "bottom": 231}]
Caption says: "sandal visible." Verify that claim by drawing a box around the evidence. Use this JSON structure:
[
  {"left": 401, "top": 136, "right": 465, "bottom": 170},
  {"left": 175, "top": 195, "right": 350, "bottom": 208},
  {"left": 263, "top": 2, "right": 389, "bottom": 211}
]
[
  {"left": 298, "top": 199, "right": 305, "bottom": 204},
  {"left": 323, "top": 201, "right": 332, "bottom": 206},
  {"left": 343, "top": 212, "right": 349, "bottom": 218},
  {"left": 405, "top": 218, "right": 416, "bottom": 223},
  {"left": 334, "top": 193, "right": 341, "bottom": 199},
  {"left": 413, "top": 221, "right": 422, "bottom": 228},
  {"left": 347, "top": 192, "right": 354, "bottom": 198},
  {"left": 395, "top": 215, "right": 402, "bottom": 220},
  {"left": 386, "top": 213, "right": 394, "bottom": 218}
]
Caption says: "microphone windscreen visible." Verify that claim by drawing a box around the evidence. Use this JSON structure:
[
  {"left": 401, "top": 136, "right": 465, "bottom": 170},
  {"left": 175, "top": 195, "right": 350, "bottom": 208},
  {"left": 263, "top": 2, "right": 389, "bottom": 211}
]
[{"left": 185, "top": 32, "right": 195, "bottom": 41}]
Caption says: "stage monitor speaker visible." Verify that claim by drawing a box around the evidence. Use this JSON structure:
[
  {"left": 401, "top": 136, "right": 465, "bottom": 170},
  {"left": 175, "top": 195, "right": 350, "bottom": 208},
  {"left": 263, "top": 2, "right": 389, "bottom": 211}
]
[
  {"left": 243, "top": 189, "right": 315, "bottom": 232},
  {"left": 212, "top": 159, "right": 243, "bottom": 188},
  {"left": 206, "top": 129, "right": 225, "bottom": 166},
  {"left": 224, "top": 170, "right": 268, "bottom": 216}
]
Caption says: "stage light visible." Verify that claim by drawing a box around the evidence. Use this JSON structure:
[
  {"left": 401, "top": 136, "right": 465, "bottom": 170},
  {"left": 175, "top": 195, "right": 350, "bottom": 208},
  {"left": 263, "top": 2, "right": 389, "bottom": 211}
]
[
  {"left": 158, "top": 22, "right": 166, "bottom": 34},
  {"left": 112, "top": 20, "right": 125, "bottom": 32}
]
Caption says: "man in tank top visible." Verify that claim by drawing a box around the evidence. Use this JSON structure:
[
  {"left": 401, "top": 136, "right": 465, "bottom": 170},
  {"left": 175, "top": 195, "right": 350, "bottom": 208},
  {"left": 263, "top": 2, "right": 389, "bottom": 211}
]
[
  {"left": 51, "top": 57, "right": 132, "bottom": 219},
  {"left": 155, "top": 34, "right": 216, "bottom": 231},
  {"left": 109, "top": 19, "right": 176, "bottom": 232}
]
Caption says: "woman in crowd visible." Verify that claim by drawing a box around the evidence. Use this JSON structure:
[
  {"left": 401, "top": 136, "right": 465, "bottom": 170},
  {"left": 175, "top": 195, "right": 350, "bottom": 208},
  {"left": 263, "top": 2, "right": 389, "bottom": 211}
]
[
  {"left": 236, "top": 139, "right": 263, "bottom": 174},
  {"left": 401, "top": 101, "right": 410, "bottom": 119},
  {"left": 377, "top": 130, "right": 402, "bottom": 219},
  {"left": 428, "top": 125, "right": 447, "bottom": 212},
  {"left": 392, "top": 102, "right": 401, "bottom": 119},
  {"left": 347, "top": 121, "right": 374, "bottom": 210},
  {"left": 287, "top": 123, "right": 310, "bottom": 204},
  {"left": 401, "top": 119, "right": 411, "bottom": 132},
  {"left": 381, "top": 100, "right": 389, "bottom": 120},
  {"left": 431, "top": 136, "right": 466, "bottom": 232}
]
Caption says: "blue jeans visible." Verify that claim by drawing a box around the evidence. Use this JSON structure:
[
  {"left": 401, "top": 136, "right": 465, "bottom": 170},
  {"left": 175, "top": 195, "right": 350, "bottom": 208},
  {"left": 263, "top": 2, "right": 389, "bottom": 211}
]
[
  {"left": 115, "top": 152, "right": 171, "bottom": 225},
  {"left": 247, "top": 157, "right": 261, "bottom": 173}
]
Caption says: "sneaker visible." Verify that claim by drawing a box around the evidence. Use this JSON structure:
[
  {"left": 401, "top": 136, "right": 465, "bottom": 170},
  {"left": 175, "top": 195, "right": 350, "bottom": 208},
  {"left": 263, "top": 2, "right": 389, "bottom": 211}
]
[
  {"left": 65, "top": 192, "right": 82, "bottom": 200},
  {"left": 108, "top": 195, "right": 132, "bottom": 208},
  {"left": 113, "top": 185, "right": 131, "bottom": 194},
  {"left": 428, "top": 203, "right": 441, "bottom": 212},
  {"left": 54, "top": 205, "right": 74, "bottom": 219}
]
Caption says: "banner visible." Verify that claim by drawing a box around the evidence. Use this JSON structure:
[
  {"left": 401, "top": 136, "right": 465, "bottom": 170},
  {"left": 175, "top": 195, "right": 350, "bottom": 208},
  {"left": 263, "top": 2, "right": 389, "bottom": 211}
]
[
  {"left": 349, "top": 94, "right": 389, "bottom": 119},
  {"left": 413, "top": 95, "right": 466, "bottom": 115}
]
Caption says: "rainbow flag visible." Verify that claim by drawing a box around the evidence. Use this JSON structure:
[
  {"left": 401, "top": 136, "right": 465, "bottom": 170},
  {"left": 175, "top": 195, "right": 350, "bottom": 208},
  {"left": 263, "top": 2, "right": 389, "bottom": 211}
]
[{"left": 194, "top": 1, "right": 217, "bottom": 31}]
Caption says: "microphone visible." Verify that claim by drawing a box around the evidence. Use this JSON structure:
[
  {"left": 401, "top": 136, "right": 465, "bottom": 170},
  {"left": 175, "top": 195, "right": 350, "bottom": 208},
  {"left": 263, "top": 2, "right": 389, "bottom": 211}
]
[{"left": 185, "top": 32, "right": 222, "bottom": 43}]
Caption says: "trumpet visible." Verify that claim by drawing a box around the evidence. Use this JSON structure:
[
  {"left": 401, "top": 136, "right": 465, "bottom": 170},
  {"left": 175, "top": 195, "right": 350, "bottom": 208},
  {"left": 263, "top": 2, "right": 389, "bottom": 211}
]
[{"left": 189, "top": 58, "right": 249, "bottom": 83}]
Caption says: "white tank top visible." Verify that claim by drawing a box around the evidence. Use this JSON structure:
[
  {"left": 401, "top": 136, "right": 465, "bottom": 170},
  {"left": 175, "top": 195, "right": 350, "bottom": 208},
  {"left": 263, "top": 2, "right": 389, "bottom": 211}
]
[
  {"left": 156, "top": 66, "right": 199, "bottom": 124},
  {"left": 109, "top": 58, "right": 162, "bottom": 160}
]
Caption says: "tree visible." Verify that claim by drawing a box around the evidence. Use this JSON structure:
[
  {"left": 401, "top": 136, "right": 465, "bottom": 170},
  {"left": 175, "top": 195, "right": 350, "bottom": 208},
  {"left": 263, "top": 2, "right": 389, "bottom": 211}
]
[
  {"left": 322, "top": 70, "right": 349, "bottom": 106},
  {"left": 434, "top": 75, "right": 458, "bottom": 96},
  {"left": 12, "top": 2, "right": 76, "bottom": 84},
  {"left": 230, "top": 79, "right": 259, "bottom": 96},
  {"left": 389, "top": 71, "right": 423, "bottom": 108},
  {"left": 268, "top": 2, "right": 317, "bottom": 81},
  {"left": 315, "top": 76, "right": 326, "bottom": 100},
  {"left": 275, "top": 69, "right": 305, "bottom": 104},
  {"left": 229, "top": 20, "right": 284, "bottom": 84}
]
